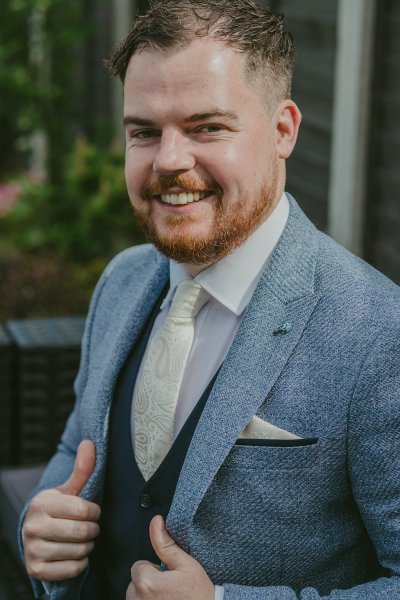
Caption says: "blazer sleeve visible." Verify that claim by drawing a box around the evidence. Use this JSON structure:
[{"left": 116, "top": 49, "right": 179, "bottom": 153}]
[
  {"left": 221, "top": 330, "right": 400, "bottom": 599},
  {"left": 16, "top": 257, "right": 111, "bottom": 597}
]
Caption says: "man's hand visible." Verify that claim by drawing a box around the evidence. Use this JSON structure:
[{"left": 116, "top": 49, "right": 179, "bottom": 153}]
[
  {"left": 126, "top": 515, "right": 214, "bottom": 600},
  {"left": 23, "top": 440, "right": 101, "bottom": 582}
]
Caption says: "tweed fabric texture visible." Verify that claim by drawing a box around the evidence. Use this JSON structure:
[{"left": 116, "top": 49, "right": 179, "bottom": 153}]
[{"left": 18, "top": 195, "right": 400, "bottom": 599}]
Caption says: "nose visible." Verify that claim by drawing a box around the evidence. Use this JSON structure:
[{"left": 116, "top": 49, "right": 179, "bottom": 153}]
[{"left": 153, "top": 128, "right": 195, "bottom": 175}]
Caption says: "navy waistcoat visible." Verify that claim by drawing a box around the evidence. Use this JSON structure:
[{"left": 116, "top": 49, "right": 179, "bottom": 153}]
[{"left": 94, "top": 290, "right": 218, "bottom": 599}]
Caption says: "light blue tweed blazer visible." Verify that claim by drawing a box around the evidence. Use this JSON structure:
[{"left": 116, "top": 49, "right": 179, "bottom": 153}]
[{"left": 19, "top": 195, "right": 400, "bottom": 599}]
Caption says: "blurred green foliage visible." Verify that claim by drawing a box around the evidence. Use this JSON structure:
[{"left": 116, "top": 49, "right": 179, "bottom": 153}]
[
  {"left": 0, "top": 137, "right": 145, "bottom": 261},
  {"left": 0, "top": 0, "right": 92, "bottom": 177},
  {"left": 0, "top": 1, "right": 147, "bottom": 319}
]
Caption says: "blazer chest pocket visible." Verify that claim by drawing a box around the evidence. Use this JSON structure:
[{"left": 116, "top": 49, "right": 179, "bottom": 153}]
[
  {"left": 190, "top": 438, "right": 322, "bottom": 583},
  {"left": 225, "top": 437, "right": 319, "bottom": 470}
]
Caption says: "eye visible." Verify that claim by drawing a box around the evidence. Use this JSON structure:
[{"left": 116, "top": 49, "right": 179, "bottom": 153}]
[
  {"left": 128, "top": 129, "right": 160, "bottom": 143},
  {"left": 196, "top": 124, "right": 224, "bottom": 134}
]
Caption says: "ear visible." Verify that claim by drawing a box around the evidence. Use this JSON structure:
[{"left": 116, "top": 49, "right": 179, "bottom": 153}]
[{"left": 274, "top": 100, "right": 301, "bottom": 160}]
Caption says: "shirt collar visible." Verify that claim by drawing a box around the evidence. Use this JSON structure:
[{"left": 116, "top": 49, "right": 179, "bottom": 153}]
[{"left": 163, "top": 192, "right": 289, "bottom": 315}]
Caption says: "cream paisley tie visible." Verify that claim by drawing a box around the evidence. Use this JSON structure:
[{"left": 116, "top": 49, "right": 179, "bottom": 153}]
[{"left": 134, "top": 280, "right": 210, "bottom": 481}]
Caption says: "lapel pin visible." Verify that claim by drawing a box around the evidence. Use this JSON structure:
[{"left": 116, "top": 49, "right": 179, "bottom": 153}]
[{"left": 273, "top": 322, "right": 293, "bottom": 336}]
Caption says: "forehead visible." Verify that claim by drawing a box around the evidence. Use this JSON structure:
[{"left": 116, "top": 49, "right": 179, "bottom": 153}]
[
  {"left": 123, "top": 38, "right": 257, "bottom": 116},
  {"left": 125, "top": 37, "right": 245, "bottom": 84}
]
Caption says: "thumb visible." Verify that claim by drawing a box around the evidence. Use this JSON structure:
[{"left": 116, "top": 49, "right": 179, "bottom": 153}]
[
  {"left": 57, "top": 439, "right": 96, "bottom": 496},
  {"left": 150, "top": 515, "right": 190, "bottom": 571}
]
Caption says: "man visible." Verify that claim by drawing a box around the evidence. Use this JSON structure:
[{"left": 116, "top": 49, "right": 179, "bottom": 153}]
[{"left": 19, "top": 0, "right": 400, "bottom": 599}]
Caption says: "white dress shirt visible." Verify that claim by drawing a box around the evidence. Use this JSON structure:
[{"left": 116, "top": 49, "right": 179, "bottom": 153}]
[{"left": 130, "top": 193, "right": 289, "bottom": 600}]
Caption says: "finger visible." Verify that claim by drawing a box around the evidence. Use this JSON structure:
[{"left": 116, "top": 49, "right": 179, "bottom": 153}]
[
  {"left": 44, "top": 493, "right": 101, "bottom": 522},
  {"left": 131, "top": 561, "right": 161, "bottom": 596},
  {"left": 58, "top": 440, "right": 96, "bottom": 496},
  {"left": 131, "top": 560, "right": 160, "bottom": 577},
  {"left": 149, "top": 515, "right": 188, "bottom": 570},
  {"left": 26, "top": 540, "right": 95, "bottom": 563},
  {"left": 27, "top": 557, "right": 89, "bottom": 582},
  {"left": 25, "top": 516, "right": 100, "bottom": 544}
]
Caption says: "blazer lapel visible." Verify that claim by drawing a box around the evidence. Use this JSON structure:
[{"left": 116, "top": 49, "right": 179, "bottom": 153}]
[
  {"left": 167, "top": 197, "right": 322, "bottom": 550},
  {"left": 80, "top": 249, "right": 169, "bottom": 486}
]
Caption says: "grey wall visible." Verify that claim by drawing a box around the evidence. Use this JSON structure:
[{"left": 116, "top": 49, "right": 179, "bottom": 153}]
[
  {"left": 269, "top": 0, "right": 338, "bottom": 230},
  {"left": 365, "top": 0, "right": 400, "bottom": 284}
]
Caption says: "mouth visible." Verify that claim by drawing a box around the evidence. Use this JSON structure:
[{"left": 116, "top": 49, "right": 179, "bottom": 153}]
[{"left": 157, "top": 190, "right": 212, "bottom": 206}]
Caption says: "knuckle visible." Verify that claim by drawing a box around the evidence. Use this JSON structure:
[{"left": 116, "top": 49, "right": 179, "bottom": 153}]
[
  {"left": 30, "top": 490, "right": 51, "bottom": 511},
  {"left": 23, "top": 521, "right": 36, "bottom": 539},
  {"left": 27, "top": 538, "right": 42, "bottom": 558},
  {"left": 134, "top": 571, "right": 153, "bottom": 594},
  {"left": 26, "top": 539, "right": 52, "bottom": 563},
  {"left": 70, "top": 558, "right": 88, "bottom": 578},
  {"left": 131, "top": 561, "right": 142, "bottom": 578},
  {"left": 28, "top": 496, "right": 41, "bottom": 512},
  {"left": 24, "top": 515, "right": 51, "bottom": 541},
  {"left": 27, "top": 490, "right": 55, "bottom": 522},
  {"left": 31, "top": 490, "right": 46, "bottom": 505},
  {"left": 26, "top": 560, "right": 45, "bottom": 580}
]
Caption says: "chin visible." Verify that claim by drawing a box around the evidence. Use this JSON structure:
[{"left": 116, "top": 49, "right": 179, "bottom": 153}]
[
  {"left": 140, "top": 226, "right": 214, "bottom": 263},
  {"left": 157, "top": 224, "right": 210, "bottom": 244}
]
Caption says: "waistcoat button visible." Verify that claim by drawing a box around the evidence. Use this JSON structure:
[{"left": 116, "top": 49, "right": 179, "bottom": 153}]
[{"left": 140, "top": 493, "right": 152, "bottom": 509}]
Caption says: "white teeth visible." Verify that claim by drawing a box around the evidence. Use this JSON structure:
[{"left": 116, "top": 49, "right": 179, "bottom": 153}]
[
  {"left": 195, "top": 191, "right": 207, "bottom": 201},
  {"left": 160, "top": 191, "right": 208, "bottom": 205}
]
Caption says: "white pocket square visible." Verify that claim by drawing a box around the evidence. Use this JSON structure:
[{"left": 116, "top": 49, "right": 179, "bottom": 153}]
[{"left": 239, "top": 415, "right": 302, "bottom": 440}]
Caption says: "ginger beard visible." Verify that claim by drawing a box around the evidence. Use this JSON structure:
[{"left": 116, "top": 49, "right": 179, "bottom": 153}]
[{"left": 132, "top": 162, "right": 279, "bottom": 265}]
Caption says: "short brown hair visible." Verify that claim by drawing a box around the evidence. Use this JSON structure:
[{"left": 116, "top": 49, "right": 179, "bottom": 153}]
[{"left": 106, "top": 0, "right": 295, "bottom": 101}]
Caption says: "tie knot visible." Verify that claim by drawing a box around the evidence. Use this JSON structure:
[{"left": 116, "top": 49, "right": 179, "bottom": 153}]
[{"left": 169, "top": 280, "right": 210, "bottom": 319}]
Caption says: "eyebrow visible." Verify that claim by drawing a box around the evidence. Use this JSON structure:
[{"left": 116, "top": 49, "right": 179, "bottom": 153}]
[
  {"left": 184, "top": 110, "right": 240, "bottom": 123},
  {"left": 123, "top": 109, "right": 240, "bottom": 127},
  {"left": 123, "top": 116, "right": 154, "bottom": 127}
]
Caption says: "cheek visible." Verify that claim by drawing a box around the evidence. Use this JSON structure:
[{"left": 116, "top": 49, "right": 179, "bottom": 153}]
[
  {"left": 125, "top": 154, "right": 145, "bottom": 194},
  {"left": 203, "top": 147, "right": 244, "bottom": 193},
  {"left": 217, "top": 145, "right": 241, "bottom": 168},
  {"left": 211, "top": 139, "right": 268, "bottom": 188}
]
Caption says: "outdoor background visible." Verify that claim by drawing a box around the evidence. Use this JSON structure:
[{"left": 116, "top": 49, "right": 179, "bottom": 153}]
[
  {"left": 1, "top": 0, "right": 399, "bottom": 323},
  {"left": 0, "top": 1, "right": 399, "bottom": 596}
]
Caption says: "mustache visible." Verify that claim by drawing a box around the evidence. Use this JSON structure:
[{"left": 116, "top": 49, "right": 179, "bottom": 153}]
[{"left": 141, "top": 175, "right": 222, "bottom": 200}]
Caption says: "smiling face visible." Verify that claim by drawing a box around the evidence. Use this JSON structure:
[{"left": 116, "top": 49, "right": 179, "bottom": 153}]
[{"left": 124, "top": 37, "right": 300, "bottom": 266}]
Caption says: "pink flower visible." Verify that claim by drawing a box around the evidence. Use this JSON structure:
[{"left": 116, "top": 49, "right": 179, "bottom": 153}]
[{"left": 0, "top": 182, "right": 22, "bottom": 215}]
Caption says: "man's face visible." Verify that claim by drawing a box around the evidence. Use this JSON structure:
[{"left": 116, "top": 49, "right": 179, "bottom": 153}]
[{"left": 124, "top": 37, "right": 292, "bottom": 265}]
